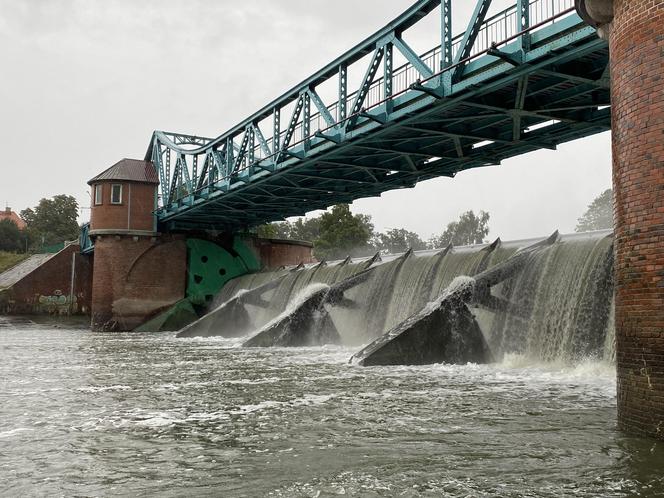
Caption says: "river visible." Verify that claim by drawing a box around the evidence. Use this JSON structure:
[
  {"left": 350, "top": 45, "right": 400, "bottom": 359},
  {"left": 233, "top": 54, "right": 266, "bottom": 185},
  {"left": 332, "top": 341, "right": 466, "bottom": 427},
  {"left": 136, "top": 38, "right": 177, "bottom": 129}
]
[{"left": 1, "top": 317, "right": 663, "bottom": 497}]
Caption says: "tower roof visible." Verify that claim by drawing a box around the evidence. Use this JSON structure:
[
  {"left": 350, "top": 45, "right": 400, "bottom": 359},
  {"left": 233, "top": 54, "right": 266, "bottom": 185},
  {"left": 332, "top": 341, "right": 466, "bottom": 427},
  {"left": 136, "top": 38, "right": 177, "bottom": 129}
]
[{"left": 88, "top": 159, "right": 159, "bottom": 185}]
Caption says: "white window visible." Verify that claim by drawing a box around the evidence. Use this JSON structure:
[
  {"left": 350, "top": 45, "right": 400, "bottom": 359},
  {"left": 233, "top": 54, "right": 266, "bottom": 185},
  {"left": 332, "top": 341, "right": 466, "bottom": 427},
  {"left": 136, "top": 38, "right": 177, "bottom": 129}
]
[
  {"left": 94, "top": 184, "right": 103, "bottom": 205},
  {"left": 111, "top": 184, "right": 123, "bottom": 204}
]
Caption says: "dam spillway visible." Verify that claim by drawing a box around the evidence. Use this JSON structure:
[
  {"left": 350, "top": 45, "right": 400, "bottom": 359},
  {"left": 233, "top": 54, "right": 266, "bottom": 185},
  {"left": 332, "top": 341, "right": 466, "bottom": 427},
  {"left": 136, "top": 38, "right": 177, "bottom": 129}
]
[{"left": 181, "top": 230, "right": 615, "bottom": 365}]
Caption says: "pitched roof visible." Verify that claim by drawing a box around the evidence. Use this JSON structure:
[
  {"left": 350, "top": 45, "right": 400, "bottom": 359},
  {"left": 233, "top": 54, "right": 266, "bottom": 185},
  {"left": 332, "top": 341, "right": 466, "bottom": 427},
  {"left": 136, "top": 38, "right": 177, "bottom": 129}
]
[
  {"left": 0, "top": 209, "right": 27, "bottom": 230},
  {"left": 88, "top": 159, "right": 160, "bottom": 185}
]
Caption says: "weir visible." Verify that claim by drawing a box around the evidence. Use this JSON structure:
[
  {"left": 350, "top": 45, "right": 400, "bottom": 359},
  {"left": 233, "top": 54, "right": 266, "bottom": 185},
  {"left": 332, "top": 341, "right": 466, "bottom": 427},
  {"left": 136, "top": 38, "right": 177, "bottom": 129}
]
[
  {"left": 65, "top": 0, "right": 662, "bottom": 439},
  {"left": 180, "top": 230, "right": 615, "bottom": 366}
]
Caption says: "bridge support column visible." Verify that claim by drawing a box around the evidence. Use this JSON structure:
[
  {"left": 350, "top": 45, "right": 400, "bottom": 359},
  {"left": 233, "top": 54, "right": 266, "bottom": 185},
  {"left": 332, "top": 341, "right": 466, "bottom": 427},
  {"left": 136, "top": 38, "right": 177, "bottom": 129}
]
[
  {"left": 580, "top": 0, "right": 664, "bottom": 438},
  {"left": 91, "top": 233, "right": 187, "bottom": 331},
  {"left": 87, "top": 159, "right": 187, "bottom": 331}
]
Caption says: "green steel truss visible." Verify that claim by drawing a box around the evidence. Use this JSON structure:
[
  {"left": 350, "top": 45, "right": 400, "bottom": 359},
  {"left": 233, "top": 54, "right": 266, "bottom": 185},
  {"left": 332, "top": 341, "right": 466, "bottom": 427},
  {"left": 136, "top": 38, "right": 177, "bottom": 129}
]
[{"left": 147, "top": 0, "right": 609, "bottom": 231}]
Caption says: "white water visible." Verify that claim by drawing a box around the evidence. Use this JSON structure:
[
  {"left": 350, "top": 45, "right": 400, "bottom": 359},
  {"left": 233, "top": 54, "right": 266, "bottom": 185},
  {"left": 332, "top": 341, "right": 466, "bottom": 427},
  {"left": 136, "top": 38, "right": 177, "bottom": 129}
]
[
  {"left": 218, "top": 231, "right": 614, "bottom": 361},
  {"left": 245, "top": 283, "right": 330, "bottom": 341},
  {"left": 3, "top": 320, "right": 663, "bottom": 496}
]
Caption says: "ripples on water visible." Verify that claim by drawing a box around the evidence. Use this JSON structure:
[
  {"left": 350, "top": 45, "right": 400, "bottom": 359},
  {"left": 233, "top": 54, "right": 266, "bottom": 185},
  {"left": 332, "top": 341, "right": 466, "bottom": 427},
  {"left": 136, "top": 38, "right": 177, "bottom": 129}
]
[{"left": 1, "top": 317, "right": 663, "bottom": 497}]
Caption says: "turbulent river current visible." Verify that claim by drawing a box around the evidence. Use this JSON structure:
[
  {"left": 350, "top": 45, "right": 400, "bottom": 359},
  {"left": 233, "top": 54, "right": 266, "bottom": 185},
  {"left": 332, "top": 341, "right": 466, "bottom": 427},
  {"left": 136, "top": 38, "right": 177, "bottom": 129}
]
[{"left": 2, "top": 317, "right": 664, "bottom": 497}]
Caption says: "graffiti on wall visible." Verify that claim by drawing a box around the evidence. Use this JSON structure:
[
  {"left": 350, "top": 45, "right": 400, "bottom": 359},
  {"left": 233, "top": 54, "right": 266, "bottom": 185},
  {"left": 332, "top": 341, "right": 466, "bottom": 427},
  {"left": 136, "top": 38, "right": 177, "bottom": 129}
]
[{"left": 37, "top": 290, "right": 79, "bottom": 315}]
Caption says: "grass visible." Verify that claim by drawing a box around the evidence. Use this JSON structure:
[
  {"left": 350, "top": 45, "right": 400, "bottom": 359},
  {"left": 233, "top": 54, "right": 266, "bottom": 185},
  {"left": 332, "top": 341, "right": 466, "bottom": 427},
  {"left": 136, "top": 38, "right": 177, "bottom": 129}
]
[{"left": 0, "top": 252, "right": 29, "bottom": 274}]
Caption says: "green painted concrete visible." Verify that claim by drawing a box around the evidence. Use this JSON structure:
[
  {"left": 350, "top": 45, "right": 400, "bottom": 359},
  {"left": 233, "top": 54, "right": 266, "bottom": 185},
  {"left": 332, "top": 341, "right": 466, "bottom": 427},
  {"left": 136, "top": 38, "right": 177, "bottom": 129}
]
[
  {"left": 133, "top": 237, "right": 261, "bottom": 331},
  {"left": 186, "top": 238, "right": 260, "bottom": 306}
]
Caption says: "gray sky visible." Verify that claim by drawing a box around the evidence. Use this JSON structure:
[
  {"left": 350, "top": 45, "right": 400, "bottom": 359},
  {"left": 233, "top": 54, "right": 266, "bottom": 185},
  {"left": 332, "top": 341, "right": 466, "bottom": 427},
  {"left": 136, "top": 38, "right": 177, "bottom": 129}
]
[{"left": 0, "top": 0, "right": 611, "bottom": 242}]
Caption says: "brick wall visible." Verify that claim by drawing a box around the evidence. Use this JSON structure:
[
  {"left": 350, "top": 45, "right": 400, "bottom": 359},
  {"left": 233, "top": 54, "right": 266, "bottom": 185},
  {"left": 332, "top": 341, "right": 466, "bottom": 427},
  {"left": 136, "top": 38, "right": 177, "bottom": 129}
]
[
  {"left": 244, "top": 237, "right": 315, "bottom": 269},
  {"left": 90, "top": 182, "right": 156, "bottom": 233},
  {"left": 91, "top": 235, "right": 186, "bottom": 331},
  {"left": 611, "top": 0, "right": 664, "bottom": 438},
  {"left": 3, "top": 245, "right": 93, "bottom": 315}
]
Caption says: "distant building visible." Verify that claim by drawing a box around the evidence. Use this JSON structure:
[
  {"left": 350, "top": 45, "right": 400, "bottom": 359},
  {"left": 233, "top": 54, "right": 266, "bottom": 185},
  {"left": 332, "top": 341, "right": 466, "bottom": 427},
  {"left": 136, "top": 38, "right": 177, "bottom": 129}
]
[{"left": 0, "top": 207, "right": 27, "bottom": 230}]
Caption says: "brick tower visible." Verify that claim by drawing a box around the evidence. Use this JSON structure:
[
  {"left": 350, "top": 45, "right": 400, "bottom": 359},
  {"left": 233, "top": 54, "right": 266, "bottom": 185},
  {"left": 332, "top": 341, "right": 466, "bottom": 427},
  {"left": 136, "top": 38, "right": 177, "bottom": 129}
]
[
  {"left": 578, "top": 0, "right": 664, "bottom": 438},
  {"left": 88, "top": 159, "right": 186, "bottom": 331}
]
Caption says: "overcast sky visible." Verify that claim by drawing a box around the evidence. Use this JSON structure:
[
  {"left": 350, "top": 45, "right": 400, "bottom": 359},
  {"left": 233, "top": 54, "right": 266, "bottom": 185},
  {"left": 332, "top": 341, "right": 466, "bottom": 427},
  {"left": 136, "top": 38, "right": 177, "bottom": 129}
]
[{"left": 0, "top": 0, "right": 611, "bottom": 242}]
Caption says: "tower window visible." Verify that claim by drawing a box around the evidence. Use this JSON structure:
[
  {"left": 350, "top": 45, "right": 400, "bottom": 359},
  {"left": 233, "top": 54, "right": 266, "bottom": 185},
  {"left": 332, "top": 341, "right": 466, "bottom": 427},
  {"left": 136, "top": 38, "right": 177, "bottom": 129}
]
[
  {"left": 94, "top": 184, "right": 103, "bottom": 205},
  {"left": 111, "top": 184, "right": 123, "bottom": 204}
]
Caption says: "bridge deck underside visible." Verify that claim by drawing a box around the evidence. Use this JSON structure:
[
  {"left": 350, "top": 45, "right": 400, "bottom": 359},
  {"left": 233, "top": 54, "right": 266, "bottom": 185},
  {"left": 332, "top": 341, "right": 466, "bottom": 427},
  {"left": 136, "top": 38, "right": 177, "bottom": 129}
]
[{"left": 162, "top": 19, "right": 609, "bottom": 231}]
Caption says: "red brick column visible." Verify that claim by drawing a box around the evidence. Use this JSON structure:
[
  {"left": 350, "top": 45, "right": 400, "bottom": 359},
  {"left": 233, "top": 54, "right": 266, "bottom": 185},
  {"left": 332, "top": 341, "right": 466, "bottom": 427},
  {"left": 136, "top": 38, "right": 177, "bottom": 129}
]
[
  {"left": 91, "top": 235, "right": 187, "bottom": 331},
  {"left": 611, "top": 0, "right": 664, "bottom": 438}
]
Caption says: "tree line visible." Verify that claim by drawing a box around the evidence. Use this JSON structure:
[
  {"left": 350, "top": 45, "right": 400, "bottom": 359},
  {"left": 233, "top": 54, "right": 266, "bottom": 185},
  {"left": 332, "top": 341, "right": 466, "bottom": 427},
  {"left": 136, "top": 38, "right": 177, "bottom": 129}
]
[
  {"left": 259, "top": 188, "right": 614, "bottom": 261},
  {"left": 0, "top": 195, "right": 80, "bottom": 252},
  {"left": 257, "top": 204, "right": 491, "bottom": 261}
]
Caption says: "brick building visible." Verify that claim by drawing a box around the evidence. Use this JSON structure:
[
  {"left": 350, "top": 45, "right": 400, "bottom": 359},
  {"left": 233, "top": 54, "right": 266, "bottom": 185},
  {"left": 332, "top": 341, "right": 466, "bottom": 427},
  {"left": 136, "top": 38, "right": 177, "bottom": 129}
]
[
  {"left": 88, "top": 159, "right": 187, "bottom": 331},
  {"left": 88, "top": 158, "right": 159, "bottom": 234},
  {"left": 0, "top": 207, "right": 26, "bottom": 230},
  {"left": 86, "top": 158, "right": 316, "bottom": 331}
]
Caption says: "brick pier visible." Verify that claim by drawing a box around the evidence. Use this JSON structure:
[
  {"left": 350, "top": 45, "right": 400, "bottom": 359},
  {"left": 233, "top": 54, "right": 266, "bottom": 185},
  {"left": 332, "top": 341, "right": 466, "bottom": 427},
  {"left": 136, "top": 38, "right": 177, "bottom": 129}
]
[
  {"left": 581, "top": 0, "right": 664, "bottom": 438},
  {"left": 612, "top": 0, "right": 664, "bottom": 439}
]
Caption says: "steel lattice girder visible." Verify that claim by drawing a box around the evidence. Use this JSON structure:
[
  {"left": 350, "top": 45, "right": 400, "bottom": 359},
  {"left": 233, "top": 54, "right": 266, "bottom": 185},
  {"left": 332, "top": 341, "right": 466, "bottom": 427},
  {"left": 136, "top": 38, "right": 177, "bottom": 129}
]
[{"left": 146, "top": 0, "right": 610, "bottom": 231}]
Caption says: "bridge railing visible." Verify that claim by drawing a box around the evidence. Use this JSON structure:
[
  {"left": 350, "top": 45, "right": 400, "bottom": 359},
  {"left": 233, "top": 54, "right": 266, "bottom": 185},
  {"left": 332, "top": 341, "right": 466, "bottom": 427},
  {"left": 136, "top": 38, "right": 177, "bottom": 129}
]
[{"left": 151, "top": 0, "right": 576, "bottom": 210}]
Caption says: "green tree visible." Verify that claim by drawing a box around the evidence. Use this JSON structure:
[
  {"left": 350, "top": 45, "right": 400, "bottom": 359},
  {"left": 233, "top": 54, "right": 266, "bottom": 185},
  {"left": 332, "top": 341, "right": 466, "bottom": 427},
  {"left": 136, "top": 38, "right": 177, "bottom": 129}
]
[
  {"left": 255, "top": 218, "right": 319, "bottom": 241},
  {"left": 374, "top": 228, "right": 426, "bottom": 254},
  {"left": 314, "top": 204, "right": 374, "bottom": 260},
  {"left": 20, "top": 195, "right": 80, "bottom": 248},
  {"left": 256, "top": 224, "right": 278, "bottom": 238},
  {"left": 256, "top": 222, "right": 291, "bottom": 239},
  {"left": 0, "top": 219, "right": 23, "bottom": 252},
  {"left": 429, "top": 210, "right": 490, "bottom": 249},
  {"left": 576, "top": 188, "right": 613, "bottom": 232},
  {"left": 289, "top": 217, "right": 321, "bottom": 242}
]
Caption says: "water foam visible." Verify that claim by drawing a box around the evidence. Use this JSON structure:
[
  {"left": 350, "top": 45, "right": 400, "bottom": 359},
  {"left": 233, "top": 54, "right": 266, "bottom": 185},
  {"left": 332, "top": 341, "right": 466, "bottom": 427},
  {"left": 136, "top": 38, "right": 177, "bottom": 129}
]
[{"left": 247, "top": 283, "right": 329, "bottom": 338}]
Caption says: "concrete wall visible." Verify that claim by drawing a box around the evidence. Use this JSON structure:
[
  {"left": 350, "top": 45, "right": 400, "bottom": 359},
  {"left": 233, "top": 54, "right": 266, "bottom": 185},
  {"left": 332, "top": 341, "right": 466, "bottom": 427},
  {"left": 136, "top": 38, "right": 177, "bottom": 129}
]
[
  {"left": 91, "top": 234, "right": 186, "bottom": 331},
  {"left": 90, "top": 182, "right": 156, "bottom": 233},
  {"left": 610, "top": 0, "right": 664, "bottom": 438},
  {"left": 0, "top": 245, "right": 93, "bottom": 315}
]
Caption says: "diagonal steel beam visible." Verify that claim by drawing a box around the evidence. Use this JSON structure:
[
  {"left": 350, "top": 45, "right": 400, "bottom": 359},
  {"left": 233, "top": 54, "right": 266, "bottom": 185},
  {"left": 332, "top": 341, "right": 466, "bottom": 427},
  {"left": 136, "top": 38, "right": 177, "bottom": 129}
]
[
  {"left": 279, "top": 94, "right": 305, "bottom": 160},
  {"left": 232, "top": 128, "right": 251, "bottom": 173},
  {"left": 452, "top": 0, "right": 493, "bottom": 82},
  {"left": 317, "top": 159, "right": 424, "bottom": 175},
  {"left": 537, "top": 69, "right": 610, "bottom": 89},
  {"left": 307, "top": 88, "right": 335, "bottom": 128},
  {"left": 393, "top": 36, "right": 434, "bottom": 79},
  {"left": 287, "top": 171, "right": 378, "bottom": 185},
  {"left": 402, "top": 124, "right": 512, "bottom": 144},
  {"left": 196, "top": 154, "right": 209, "bottom": 191},
  {"left": 513, "top": 76, "right": 529, "bottom": 140},
  {"left": 253, "top": 124, "right": 272, "bottom": 158},
  {"left": 453, "top": 137, "right": 464, "bottom": 157},
  {"left": 346, "top": 46, "right": 384, "bottom": 130}
]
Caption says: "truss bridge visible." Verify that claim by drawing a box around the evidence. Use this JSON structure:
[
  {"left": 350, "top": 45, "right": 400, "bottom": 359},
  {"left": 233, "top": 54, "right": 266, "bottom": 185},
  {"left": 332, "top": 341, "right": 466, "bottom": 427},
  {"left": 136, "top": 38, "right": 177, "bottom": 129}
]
[{"left": 147, "top": 0, "right": 609, "bottom": 230}]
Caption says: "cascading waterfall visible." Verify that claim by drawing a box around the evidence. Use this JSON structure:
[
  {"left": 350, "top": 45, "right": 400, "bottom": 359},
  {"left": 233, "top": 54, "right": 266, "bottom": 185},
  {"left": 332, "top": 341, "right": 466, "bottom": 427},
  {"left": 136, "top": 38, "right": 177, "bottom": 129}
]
[
  {"left": 480, "top": 231, "right": 614, "bottom": 362},
  {"left": 199, "top": 230, "right": 614, "bottom": 364}
]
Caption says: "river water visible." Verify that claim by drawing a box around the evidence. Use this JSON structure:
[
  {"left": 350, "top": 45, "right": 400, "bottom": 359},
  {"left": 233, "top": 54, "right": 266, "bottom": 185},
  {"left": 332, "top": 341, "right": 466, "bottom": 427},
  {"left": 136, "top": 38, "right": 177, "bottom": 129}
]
[{"left": 1, "top": 317, "right": 663, "bottom": 497}]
